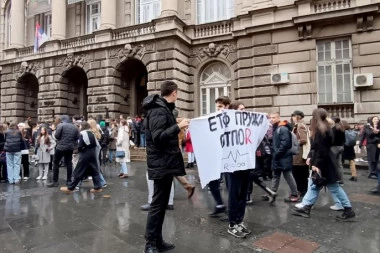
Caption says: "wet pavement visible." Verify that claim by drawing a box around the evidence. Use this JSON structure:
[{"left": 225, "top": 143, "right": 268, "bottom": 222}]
[{"left": 0, "top": 162, "right": 379, "bottom": 253}]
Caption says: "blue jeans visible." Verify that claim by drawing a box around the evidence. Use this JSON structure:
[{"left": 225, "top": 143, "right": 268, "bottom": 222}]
[
  {"left": 120, "top": 162, "right": 128, "bottom": 174},
  {"left": 6, "top": 152, "right": 21, "bottom": 183},
  {"left": 108, "top": 149, "right": 115, "bottom": 163},
  {"left": 99, "top": 172, "right": 106, "bottom": 186},
  {"left": 302, "top": 179, "right": 351, "bottom": 208},
  {"left": 140, "top": 133, "right": 146, "bottom": 147}
]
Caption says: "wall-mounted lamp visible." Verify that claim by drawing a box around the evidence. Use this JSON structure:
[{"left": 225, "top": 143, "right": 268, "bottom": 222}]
[
  {"left": 30, "top": 101, "right": 36, "bottom": 108},
  {"left": 72, "top": 97, "right": 78, "bottom": 105}
]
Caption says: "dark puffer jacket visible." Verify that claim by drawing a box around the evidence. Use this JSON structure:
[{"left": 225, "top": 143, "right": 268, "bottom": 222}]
[
  {"left": 143, "top": 94, "right": 185, "bottom": 180},
  {"left": 272, "top": 121, "right": 293, "bottom": 171},
  {"left": 54, "top": 115, "right": 80, "bottom": 151},
  {"left": 4, "top": 130, "right": 24, "bottom": 153}
]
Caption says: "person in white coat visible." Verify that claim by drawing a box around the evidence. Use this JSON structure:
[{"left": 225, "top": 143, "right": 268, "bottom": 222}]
[
  {"left": 117, "top": 119, "right": 130, "bottom": 178},
  {"left": 36, "top": 127, "right": 56, "bottom": 180}
]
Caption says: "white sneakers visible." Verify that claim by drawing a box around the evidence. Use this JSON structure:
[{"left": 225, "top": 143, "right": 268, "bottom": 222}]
[
  {"left": 36, "top": 176, "right": 42, "bottom": 180},
  {"left": 42, "top": 175, "right": 48, "bottom": 180},
  {"left": 330, "top": 204, "right": 344, "bottom": 211}
]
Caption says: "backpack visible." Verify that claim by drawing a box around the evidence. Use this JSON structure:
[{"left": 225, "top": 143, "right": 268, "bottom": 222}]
[
  {"left": 276, "top": 127, "right": 300, "bottom": 155},
  {"left": 345, "top": 130, "right": 357, "bottom": 147}
]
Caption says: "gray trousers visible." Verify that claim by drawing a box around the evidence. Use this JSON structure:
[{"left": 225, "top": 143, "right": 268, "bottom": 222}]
[{"left": 271, "top": 170, "right": 298, "bottom": 196}]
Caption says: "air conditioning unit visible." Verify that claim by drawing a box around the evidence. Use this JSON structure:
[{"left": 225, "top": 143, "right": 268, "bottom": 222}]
[
  {"left": 354, "top": 73, "right": 373, "bottom": 87},
  {"left": 271, "top": 73, "right": 289, "bottom": 85}
]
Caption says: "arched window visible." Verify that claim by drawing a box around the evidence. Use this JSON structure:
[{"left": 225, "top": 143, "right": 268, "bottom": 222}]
[
  {"left": 136, "top": 0, "right": 161, "bottom": 24},
  {"left": 4, "top": 1, "right": 11, "bottom": 48},
  {"left": 196, "top": 0, "right": 234, "bottom": 24},
  {"left": 200, "top": 62, "right": 232, "bottom": 115}
]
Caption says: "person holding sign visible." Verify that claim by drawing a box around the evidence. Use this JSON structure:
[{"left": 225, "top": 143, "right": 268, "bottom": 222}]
[
  {"left": 208, "top": 96, "right": 231, "bottom": 218},
  {"left": 143, "top": 81, "right": 190, "bottom": 253}
]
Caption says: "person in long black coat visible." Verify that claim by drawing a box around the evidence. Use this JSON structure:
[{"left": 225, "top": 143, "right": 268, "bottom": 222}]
[
  {"left": 60, "top": 121, "right": 102, "bottom": 193},
  {"left": 292, "top": 108, "right": 355, "bottom": 221},
  {"left": 359, "top": 116, "right": 380, "bottom": 178},
  {"left": 143, "top": 81, "right": 189, "bottom": 253}
]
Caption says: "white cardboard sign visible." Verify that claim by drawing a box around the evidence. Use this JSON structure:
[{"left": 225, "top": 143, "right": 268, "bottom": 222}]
[{"left": 189, "top": 110, "right": 269, "bottom": 188}]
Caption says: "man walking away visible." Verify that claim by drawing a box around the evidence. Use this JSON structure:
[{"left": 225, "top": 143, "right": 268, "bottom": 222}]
[
  {"left": 143, "top": 81, "right": 190, "bottom": 253},
  {"left": 47, "top": 115, "right": 79, "bottom": 187}
]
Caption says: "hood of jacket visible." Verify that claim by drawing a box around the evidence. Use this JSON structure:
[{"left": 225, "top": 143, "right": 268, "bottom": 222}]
[
  {"left": 60, "top": 115, "right": 71, "bottom": 124},
  {"left": 277, "top": 120, "right": 292, "bottom": 131},
  {"left": 142, "top": 94, "right": 175, "bottom": 112}
]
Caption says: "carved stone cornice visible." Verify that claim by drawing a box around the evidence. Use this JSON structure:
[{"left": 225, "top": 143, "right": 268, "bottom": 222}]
[
  {"left": 109, "top": 43, "right": 147, "bottom": 62},
  {"left": 191, "top": 43, "right": 237, "bottom": 61},
  {"left": 56, "top": 53, "right": 94, "bottom": 69}
]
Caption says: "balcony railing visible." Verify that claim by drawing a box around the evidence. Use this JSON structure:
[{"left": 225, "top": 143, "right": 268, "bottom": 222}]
[
  {"left": 314, "top": 0, "right": 351, "bottom": 13},
  {"left": 318, "top": 103, "right": 354, "bottom": 119},
  {"left": 112, "top": 22, "right": 156, "bottom": 40},
  {"left": 18, "top": 46, "right": 45, "bottom": 57},
  {"left": 61, "top": 34, "right": 95, "bottom": 49},
  {"left": 194, "top": 21, "right": 233, "bottom": 38}
]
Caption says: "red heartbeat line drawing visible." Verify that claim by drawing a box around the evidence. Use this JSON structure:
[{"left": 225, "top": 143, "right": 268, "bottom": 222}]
[{"left": 222, "top": 150, "right": 249, "bottom": 163}]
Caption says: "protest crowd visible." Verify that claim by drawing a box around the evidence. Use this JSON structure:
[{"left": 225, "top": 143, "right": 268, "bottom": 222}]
[{"left": 1, "top": 81, "right": 379, "bottom": 253}]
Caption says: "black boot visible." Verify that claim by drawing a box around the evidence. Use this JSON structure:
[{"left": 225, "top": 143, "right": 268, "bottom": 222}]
[
  {"left": 369, "top": 186, "right": 380, "bottom": 194},
  {"left": 186, "top": 163, "right": 191, "bottom": 168},
  {"left": 336, "top": 207, "right": 356, "bottom": 222},
  {"left": 209, "top": 205, "right": 226, "bottom": 217},
  {"left": 190, "top": 163, "right": 194, "bottom": 168},
  {"left": 156, "top": 240, "right": 175, "bottom": 252},
  {"left": 291, "top": 205, "right": 312, "bottom": 218},
  {"left": 349, "top": 176, "right": 357, "bottom": 182},
  {"left": 145, "top": 243, "right": 159, "bottom": 253}
]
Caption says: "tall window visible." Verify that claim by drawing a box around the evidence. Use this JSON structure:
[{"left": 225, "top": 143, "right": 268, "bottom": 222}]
[
  {"left": 5, "top": 3, "right": 11, "bottom": 48},
  {"left": 200, "top": 62, "right": 232, "bottom": 115},
  {"left": 317, "top": 39, "right": 353, "bottom": 104},
  {"left": 196, "top": 0, "right": 234, "bottom": 24},
  {"left": 136, "top": 0, "right": 161, "bottom": 24},
  {"left": 86, "top": 1, "right": 101, "bottom": 34},
  {"left": 44, "top": 13, "right": 52, "bottom": 38}
]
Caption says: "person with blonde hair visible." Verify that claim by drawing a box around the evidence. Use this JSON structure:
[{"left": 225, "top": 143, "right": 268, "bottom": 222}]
[{"left": 87, "top": 119, "right": 107, "bottom": 187}]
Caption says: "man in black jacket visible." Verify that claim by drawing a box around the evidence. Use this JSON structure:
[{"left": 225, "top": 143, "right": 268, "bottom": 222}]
[
  {"left": 143, "top": 81, "right": 189, "bottom": 253},
  {"left": 47, "top": 115, "right": 79, "bottom": 187}
]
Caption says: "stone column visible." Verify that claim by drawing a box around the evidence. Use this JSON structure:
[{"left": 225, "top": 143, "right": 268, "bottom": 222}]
[
  {"left": 51, "top": 0, "right": 67, "bottom": 40},
  {"left": 100, "top": 0, "right": 117, "bottom": 29},
  {"left": 161, "top": 0, "right": 178, "bottom": 17},
  {"left": 10, "top": 0, "right": 25, "bottom": 48}
]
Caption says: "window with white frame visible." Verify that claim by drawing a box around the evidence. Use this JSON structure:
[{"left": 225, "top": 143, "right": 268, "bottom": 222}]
[
  {"left": 44, "top": 13, "right": 52, "bottom": 38},
  {"left": 200, "top": 62, "right": 232, "bottom": 115},
  {"left": 136, "top": 0, "right": 161, "bottom": 24},
  {"left": 5, "top": 3, "right": 11, "bottom": 48},
  {"left": 86, "top": 1, "right": 101, "bottom": 34},
  {"left": 196, "top": 0, "right": 234, "bottom": 24},
  {"left": 317, "top": 39, "right": 353, "bottom": 104}
]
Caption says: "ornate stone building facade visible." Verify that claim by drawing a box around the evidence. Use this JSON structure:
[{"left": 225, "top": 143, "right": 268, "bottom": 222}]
[{"left": 0, "top": 0, "right": 380, "bottom": 124}]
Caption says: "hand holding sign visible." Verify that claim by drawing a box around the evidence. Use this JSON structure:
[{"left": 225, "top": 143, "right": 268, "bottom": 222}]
[{"left": 178, "top": 118, "right": 190, "bottom": 129}]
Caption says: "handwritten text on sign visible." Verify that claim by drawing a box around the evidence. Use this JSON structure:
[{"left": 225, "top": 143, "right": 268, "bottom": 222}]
[{"left": 190, "top": 110, "right": 269, "bottom": 188}]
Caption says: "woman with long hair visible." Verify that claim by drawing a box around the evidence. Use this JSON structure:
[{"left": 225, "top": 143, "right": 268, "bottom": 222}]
[
  {"left": 0, "top": 124, "right": 8, "bottom": 182},
  {"left": 18, "top": 123, "right": 31, "bottom": 181},
  {"left": 4, "top": 123, "right": 24, "bottom": 184},
  {"left": 87, "top": 119, "right": 107, "bottom": 187},
  {"left": 60, "top": 121, "right": 103, "bottom": 193},
  {"left": 359, "top": 116, "right": 380, "bottom": 178},
  {"left": 117, "top": 119, "right": 130, "bottom": 178},
  {"left": 292, "top": 108, "right": 355, "bottom": 221},
  {"left": 36, "top": 127, "right": 56, "bottom": 180}
]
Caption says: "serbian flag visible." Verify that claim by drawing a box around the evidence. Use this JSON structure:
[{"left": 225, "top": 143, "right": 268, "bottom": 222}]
[{"left": 34, "top": 22, "right": 48, "bottom": 52}]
